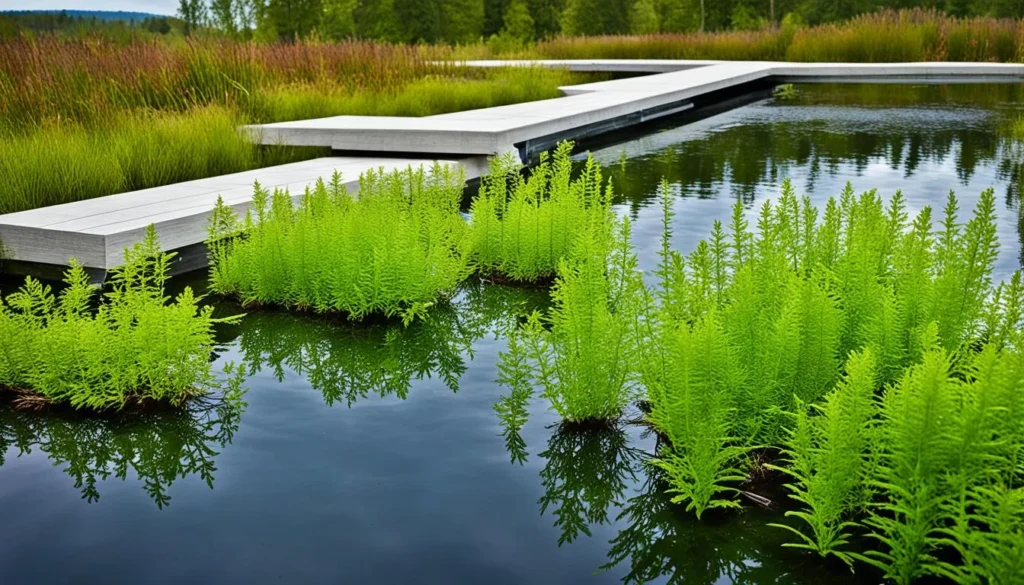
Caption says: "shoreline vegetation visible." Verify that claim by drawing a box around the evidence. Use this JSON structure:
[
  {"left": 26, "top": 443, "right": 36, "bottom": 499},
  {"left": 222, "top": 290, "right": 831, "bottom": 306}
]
[{"left": 3, "top": 9, "right": 1024, "bottom": 213}]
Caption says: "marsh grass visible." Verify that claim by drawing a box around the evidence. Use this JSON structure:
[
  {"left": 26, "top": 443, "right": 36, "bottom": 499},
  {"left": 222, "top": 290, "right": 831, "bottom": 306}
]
[
  {"left": 0, "top": 107, "right": 324, "bottom": 214},
  {"left": 0, "top": 33, "right": 589, "bottom": 211},
  {"left": 518, "top": 9, "right": 1024, "bottom": 63},
  {"left": 207, "top": 164, "right": 471, "bottom": 319},
  {"left": 471, "top": 142, "right": 615, "bottom": 282},
  {"left": 262, "top": 67, "right": 581, "bottom": 122},
  {"left": 0, "top": 226, "right": 242, "bottom": 410}
]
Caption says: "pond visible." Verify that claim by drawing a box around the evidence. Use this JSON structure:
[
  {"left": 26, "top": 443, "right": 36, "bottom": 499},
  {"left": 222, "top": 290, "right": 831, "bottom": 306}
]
[{"left": 1, "top": 83, "right": 1022, "bottom": 585}]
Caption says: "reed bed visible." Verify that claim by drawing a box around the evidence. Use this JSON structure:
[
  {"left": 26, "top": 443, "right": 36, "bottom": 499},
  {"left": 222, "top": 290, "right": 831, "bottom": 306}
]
[
  {"left": 0, "top": 35, "right": 585, "bottom": 212},
  {"left": 527, "top": 9, "right": 1024, "bottom": 62},
  {"left": 0, "top": 106, "right": 322, "bottom": 215},
  {"left": 786, "top": 9, "right": 1024, "bottom": 62},
  {"left": 531, "top": 27, "right": 791, "bottom": 60},
  {"left": 0, "top": 37, "right": 436, "bottom": 130}
]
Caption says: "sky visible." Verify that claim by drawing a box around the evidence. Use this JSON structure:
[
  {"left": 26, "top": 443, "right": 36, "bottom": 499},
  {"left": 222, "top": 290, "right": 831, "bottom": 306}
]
[{"left": 0, "top": 0, "right": 177, "bottom": 15}]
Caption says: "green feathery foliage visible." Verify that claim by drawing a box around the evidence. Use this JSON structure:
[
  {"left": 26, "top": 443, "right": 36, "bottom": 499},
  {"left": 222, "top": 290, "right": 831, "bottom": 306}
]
[
  {"left": 470, "top": 141, "right": 614, "bottom": 282},
  {"left": 854, "top": 335, "right": 1022, "bottom": 585},
  {"left": 207, "top": 164, "right": 472, "bottom": 319},
  {"left": 770, "top": 348, "right": 878, "bottom": 564},
  {"left": 0, "top": 226, "right": 241, "bottom": 410},
  {"left": 642, "top": 179, "right": 1021, "bottom": 538},
  {"left": 644, "top": 309, "right": 749, "bottom": 518},
  {"left": 495, "top": 216, "right": 645, "bottom": 424}
]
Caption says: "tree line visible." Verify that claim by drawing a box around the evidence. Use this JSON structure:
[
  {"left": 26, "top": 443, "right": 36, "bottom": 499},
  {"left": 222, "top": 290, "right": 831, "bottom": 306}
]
[
  {"left": 5, "top": 1, "right": 1023, "bottom": 44},
  {"left": 178, "top": 0, "right": 1024, "bottom": 43},
  {"left": 0, "top": 11, "right": 181, "bottom": 39}
]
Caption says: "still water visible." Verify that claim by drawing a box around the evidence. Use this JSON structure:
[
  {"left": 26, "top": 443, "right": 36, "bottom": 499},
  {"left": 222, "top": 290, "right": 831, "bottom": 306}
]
[{"left": 2, "top": 83, "right": 1022, "bottom": 585}]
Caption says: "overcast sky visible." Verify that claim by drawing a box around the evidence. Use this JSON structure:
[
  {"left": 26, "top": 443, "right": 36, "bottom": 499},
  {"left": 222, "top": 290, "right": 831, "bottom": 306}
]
[{"left": 0, "top": 0, "right": 177, "bottom": 15}]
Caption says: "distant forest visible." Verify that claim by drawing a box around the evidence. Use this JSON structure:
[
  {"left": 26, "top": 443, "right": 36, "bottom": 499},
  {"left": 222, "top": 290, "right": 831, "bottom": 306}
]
[
  {"left": 0, "top": 10, "right": 181, "bottom": 37},
  {"left": 4, "top": 0, "right": 1024, "bottom": 44}
]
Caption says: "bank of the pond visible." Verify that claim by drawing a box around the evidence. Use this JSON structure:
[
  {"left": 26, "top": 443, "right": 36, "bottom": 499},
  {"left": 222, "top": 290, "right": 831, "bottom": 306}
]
[{"left": 0, "top": 82, "right": 1022, "bottom": 585}]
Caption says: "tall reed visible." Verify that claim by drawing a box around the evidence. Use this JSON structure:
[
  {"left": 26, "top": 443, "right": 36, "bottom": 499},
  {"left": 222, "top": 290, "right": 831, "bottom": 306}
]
[
  {"left": 0, "top": 106, "right": 322, "bottom": 215},
  {"left": 527, "top": 9, "right": 1024, "bottom": 62},
  {"left": 0, "top": 34, "right": 585, "bottom": 211}
]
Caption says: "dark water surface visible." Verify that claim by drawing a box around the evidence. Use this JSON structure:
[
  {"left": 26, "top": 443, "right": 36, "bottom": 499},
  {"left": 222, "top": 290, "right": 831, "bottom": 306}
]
[{"left": 2, "top": 83, "right": 1023, "bottom": 585}]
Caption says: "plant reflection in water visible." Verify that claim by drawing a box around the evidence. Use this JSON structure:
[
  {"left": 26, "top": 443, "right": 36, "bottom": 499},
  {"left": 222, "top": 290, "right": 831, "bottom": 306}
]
[
  {"left": 235, "top": 282, "right": 549, "bottom": 406},
  {"left": 0, "top": 393, "right": 245, "bottom": 508}
]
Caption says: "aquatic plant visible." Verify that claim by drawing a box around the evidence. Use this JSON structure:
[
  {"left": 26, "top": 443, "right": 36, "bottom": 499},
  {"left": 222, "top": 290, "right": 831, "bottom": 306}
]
[
  {"left": 771, "top": 348, "right": 878, "bottom": 564},
  {"left": 0, "top": 226, "right": 241, "bottom": 410},
  {"left": 495, "top": 216, "right": 645, "bottom": 424},
  {"left": 207, "top": 164, "right": 472, "bottom": 319},
  {"left": 639, "top": 177, "right": 1024, "bottom": 558},
  {"left": 470, "top": 141, "right": 615, "bottom": 282},
  {"left": 0, "top": 389, "right": 245, "bottom": 508},
  {"left": 644, "top": 310, "right": 748, "bottom": 519}
]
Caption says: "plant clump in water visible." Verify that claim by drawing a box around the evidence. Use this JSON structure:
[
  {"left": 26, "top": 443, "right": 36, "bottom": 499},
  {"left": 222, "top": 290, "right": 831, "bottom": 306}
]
[
  {"left": 496, "top": 176, "right": 1024, "bottom": 583},
  {"left": 0, "top": 225, "right": 243, "bottom": 411},
  {"left": 206, "top": 164, "right": 471, "bottom": 320},
  {"left": 470, "top": 141, "right": 615, "bottom": 283},
  {"left": 495, "top": 215, "right": 646, "bottom": 426}
]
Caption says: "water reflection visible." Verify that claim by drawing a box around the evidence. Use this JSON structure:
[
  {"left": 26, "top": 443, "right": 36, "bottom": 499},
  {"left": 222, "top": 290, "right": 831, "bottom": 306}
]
[
  {"left": 0, "top": 396, "right": 243, "bottom": 508},
  {"left": 538, "top": 424, "right": 645, "bottom": 545},
  {"left": 606, "top": 470, "right": 876, "bottom": 585},
  {"left": 529, "top": 424, "right": 870, "bottom": 584},
  {"left": 234, "top": 282, "right": 548, "bottom": 406},
  {"left": 605, "top": 102, "right": 1013, "bottom": 206}
]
